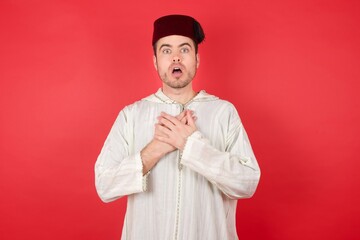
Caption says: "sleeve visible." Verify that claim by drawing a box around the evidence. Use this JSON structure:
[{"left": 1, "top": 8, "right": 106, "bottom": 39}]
[
  {"left": 180, "top": 106, "right": 261, "bottom": 199},
  {"left": 94, "top": 108, "right": 149, "bottom": 203}
]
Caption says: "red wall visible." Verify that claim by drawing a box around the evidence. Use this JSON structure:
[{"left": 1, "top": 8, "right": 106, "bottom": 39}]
[{"left": 1, "top": 0, "right": 359, "bottom": 239}]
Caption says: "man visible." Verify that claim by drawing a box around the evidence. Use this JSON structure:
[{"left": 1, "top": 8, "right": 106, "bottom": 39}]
[{"left": 95, "top": 14, "right": 260, "bottom": 240}]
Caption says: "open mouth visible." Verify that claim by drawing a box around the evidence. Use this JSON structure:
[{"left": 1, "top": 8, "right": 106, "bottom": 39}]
[
  {"left": 172, "top": 67, "right": 182, "bottom": 74},
  {"left": 171, "top": 67, "right": 183, "bottom": 78}
]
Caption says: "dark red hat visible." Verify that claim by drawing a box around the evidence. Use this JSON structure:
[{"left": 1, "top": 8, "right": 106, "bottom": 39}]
[{"left": 152, "top": 14, "right": 205, "bottom": 45}]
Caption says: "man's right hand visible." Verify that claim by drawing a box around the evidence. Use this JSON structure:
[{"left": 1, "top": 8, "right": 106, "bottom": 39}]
[{"left": 140, "top": 110, "right": 195, "bottom": 174}]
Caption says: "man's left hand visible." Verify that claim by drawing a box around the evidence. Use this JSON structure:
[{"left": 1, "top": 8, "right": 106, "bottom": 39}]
[{"left": 155, "top": 110, "right": 197, "bottom": 151}]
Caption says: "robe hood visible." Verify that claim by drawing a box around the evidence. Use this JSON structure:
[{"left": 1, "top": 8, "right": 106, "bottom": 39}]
[{"left": 143, "top": 88, "right": 219, "bottom": 104}]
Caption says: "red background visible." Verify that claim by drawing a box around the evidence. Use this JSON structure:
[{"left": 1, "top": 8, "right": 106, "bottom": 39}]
[{"left": 1, "top": 0, "right": 359, "bottom": 239}]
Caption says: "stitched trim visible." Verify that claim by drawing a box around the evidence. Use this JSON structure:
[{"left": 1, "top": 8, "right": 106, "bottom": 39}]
[
  {"left": 142, "top": 172, "right": 150, "bottom": 192},
  {"left": 139, "top": 152, "right": 150, "bottom": 192}
]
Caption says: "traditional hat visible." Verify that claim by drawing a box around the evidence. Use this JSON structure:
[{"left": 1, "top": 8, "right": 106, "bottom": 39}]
[{"left": 152, "top": 14, "right": 205, "bottom": 45}]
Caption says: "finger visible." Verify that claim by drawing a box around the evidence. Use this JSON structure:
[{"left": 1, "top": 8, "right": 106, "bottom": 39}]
[
  {"left": 175, "top": 111, "right": 187, "bottom": 121},
  {"left": 154, "top": 134, "right": 172, "bottom": 145},
  {"left": 186, "top": 111, "right": 196, "bottom": 128},
  {"left": 187, "top": 110, "right": 196, "bottom": 120},
  {"left": 179, "top": 114, "right": 187, "bottom": 124},
  {"left": 175, "top": 110, "right": 194, "bottom": 121},
  {"left": 158, "top": 116, "right": 176, "bottom": 130},
  {"left": 161, "top": 112, "right": 182, "bottom": 126},
  {"left": 155, "top": 123, "right": 172, "bottom": 136},
  {"left": 176, "top": 112, "right": 187, "bottom": 124}
]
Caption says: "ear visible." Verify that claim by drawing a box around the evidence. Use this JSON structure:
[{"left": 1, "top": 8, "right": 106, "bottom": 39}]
[
  {"left": 153, "top": 55, "right": 158, "bottom": 71},
  {"left": 196, "top": 53, "right": 200, "bottom": 69}
]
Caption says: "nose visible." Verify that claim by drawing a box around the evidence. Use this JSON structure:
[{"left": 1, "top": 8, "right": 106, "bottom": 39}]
[{"left": 172, "top": 55, "right": 181, "bottom": 63}]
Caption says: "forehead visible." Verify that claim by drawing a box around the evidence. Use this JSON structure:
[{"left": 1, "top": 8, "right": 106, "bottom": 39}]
[{"left": 156, "top": 35, "right": 195, "bottom": 48}]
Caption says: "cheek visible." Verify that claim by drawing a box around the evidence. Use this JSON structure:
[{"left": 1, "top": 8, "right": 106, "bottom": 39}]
[{"left": 158, "top": 59, "right": 170, "bottom": 71}]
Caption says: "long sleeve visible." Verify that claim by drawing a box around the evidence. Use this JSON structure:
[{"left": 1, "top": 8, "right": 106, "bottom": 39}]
[
  {"left": 181, "top": 107, "right": 260, "bottom": 199},
  {"left": 95, "top": 91, "right": 260, "bottom": 239},
  {"left": 95, "top": 108, "right": 148, "bottom": 203}
]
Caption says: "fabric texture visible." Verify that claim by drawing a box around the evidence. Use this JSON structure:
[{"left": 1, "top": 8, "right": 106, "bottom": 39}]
[{"left": 95, "top": 89, "right": 260, "bottom": 240}]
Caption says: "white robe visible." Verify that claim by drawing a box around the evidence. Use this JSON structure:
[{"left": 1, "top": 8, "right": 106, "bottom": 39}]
[{"left": 95, "top": 89, "right": 261, "bottom": 240}]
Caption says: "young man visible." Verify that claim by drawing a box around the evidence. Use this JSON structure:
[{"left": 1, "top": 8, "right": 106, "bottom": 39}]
[{"left": 95, "top": 14, "right": 260, "bottom": 240}]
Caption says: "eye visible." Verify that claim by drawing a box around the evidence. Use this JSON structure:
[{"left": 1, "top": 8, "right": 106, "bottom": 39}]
[
  {"left": 162, "top": 48, "right": 171, "bottom": 54},
  {"left": 180, "top": 47, "right": 189, "bottom": 53}
]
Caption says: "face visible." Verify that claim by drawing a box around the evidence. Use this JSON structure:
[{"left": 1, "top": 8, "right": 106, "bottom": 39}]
[{"left": 153, "top": 35, "right": 200, "bottom": 90}]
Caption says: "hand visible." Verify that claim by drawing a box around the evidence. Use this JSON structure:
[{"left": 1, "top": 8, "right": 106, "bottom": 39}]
[
  {"left": 150, "top": 110, "right": 194, "bottom": 155},
  {"left": 155, "top": 110, "right": 197, "bottom": 150},
  {"left": 140, "top": 110, "right": 196, "bottom": 174}
]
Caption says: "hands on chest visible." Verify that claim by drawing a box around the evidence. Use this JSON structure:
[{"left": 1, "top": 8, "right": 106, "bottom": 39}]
[{"left": 140, "top": 110, "right": 197, "bottom": 174}]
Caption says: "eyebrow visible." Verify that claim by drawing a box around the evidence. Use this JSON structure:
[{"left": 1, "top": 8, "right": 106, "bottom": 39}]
[
  {"left": 159, "top": 44, "right": 172, "bottom": 50},
  {"left": 159, "top": 42, "right": 193, "bottom": 51},
  {"left": 178, "top": 43, "right": 192, "bottom": 49}
]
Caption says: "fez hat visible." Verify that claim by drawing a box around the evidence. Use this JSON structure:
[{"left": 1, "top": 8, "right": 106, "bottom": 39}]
[{"left": 152, "top": 14, "right": 205, "bottom": 45}]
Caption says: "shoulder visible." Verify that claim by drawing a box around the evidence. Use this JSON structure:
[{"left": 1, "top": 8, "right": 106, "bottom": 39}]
[
  {"left": 119, "top": 98, "right": 151, "bottom": 116},
  {"left": 201, "top": 91, "right": 238, "bottom": 113},
  {"left": 203, "top": 93, "right": 242, "bottom": 124}
]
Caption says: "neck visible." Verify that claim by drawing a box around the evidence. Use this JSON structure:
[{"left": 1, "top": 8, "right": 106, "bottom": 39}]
[{"left": 162, "top": 84, "right": 197, "bottom": 105}]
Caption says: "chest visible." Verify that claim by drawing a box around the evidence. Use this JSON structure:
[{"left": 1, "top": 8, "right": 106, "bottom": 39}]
[{"left": 130, "top": 103, "right": 229, "bottom": 153}]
